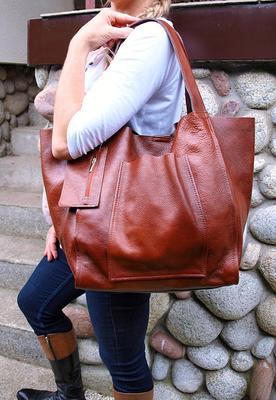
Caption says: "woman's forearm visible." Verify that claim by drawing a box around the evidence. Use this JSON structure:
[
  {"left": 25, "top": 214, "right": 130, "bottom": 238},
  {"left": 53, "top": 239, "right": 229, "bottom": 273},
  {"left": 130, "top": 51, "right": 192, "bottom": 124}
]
[
  {"left": 51, "top": 9, "right": 138, "bottom": 160},
  {"left": 52, "top": 39, "right": 90, "bottom": 160}
]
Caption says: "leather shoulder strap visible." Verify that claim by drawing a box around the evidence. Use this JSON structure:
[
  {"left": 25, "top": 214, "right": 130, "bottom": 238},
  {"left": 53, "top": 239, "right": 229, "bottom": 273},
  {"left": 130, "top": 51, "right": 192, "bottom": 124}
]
[{"left": 129, "top": 18, "right": 206, "bottom": 114}]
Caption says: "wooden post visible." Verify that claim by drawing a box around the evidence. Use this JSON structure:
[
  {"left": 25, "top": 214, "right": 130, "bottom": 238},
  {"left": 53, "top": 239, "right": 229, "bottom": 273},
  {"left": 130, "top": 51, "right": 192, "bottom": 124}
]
[{"left": 85, "top": 0, "right": 95, "bottom": 8}]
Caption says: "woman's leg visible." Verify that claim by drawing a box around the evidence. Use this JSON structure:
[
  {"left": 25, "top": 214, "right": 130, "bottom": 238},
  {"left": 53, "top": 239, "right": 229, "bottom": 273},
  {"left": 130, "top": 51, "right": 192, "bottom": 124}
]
[
  {"left": 17, "top": 246, "right": 84, "bottom": 335},
  {"left": 17, "top": 247, "right": 85, "bottom": 400},
  {"left": 86, "top": 291, "right": 153, "bottom": 398}
]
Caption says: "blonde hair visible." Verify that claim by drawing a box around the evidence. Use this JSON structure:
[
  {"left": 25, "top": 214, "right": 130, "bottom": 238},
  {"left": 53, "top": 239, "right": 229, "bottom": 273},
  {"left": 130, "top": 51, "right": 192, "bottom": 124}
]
[
  {"left": 102, "top": 0, "right": 171, "bottom": 64},
  {"left": 103, "top": 1, "right": 171, "bottom": 18}
]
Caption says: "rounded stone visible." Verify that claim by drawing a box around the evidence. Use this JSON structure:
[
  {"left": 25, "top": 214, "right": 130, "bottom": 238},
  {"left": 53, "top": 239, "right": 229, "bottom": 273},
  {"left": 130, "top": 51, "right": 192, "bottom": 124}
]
[
  {"left": 76, "top": 293, "right": 87, "bottom": 307},
  {"left": 195, "top": 271, "right": 263, "bottom": 320},
  {"left": 191, "top": 391, "right": 216, "bottom": 400},
  {"left": 48, "top": 66, "right": 62, "bottom": 84},
  {"left": 235, "top": 72, "right": 276, "bottom": 109},
  {"left": 250, "top": 206, "right": 276, "bottom": 245},
  {"left": 251, "top": 182, "right": 265, "bottom": 208},
  {"left": 1, "top": 120, "right": 10, "bottom": 142},
  {"left": 35, "top": 66, "right": 49, "bottom": 89},
  {"left": 187, "top": 339, "right": 229, "bottom": 370},
  {"left": 34, "top": 81, "right": 58, "bottom": 122},
  {"left": 153, "top": 382, "right": 190, "bottom": 400},
  {"left": 192, "top": 68, "right": 211, "bottom": 79},
  {"left": 240, "top": 241, "right": 261, "bottom": 270},
  {"left": 14, "top": 74, "right": 28, "bottom": 92},
  {"left": 150, "top": 329, "right": 185, "bottom": 359},
  {"left": 4, "top": 93, "right": 29, "bottom": 116},
  {"left": 151, "top": 353, "right": 171, "bottom": 381},
  {"left": 256, "top": 296, "right": 276, "bottom": 335},
  {"left": 9, "top": 114, "right": 17, "bottom": 129},
  {"left": 78, "top": 338, "right": 102, "bottom": 365},
  {"left": 147, "top": 293, "right": 171, "bottom": 333},
  {"left": 230, "top": 351, "right": 254, "bottom": 372},
  {"left": 270, "top": 138, "right": 276, "bottom": 157},
  {"left": 0, "top": 66, "right": 7, "bottom": 80},
  {"left": 197, "top": 81, "right": 219, "bottom": 116},
  {"left": 254, "top": 155, "right": 266, "bottom": 173},
  {"left": 249, "top": 359, "right": 275, "bottom": 400},
  {"left": 206, "top": 367, "right": 247, "bottom": 400},
  {"left": 242, "top": 110, "right": 272, "bottom": 154},
  {"left": 28, "top": 84, "right": 40, "bottom": 102},
  {"left": 17, "top": 112, "right": 29, "bottom": 127},
  {"left": 258, "top": 249, "right": 276, "bottom": 292},
  {"left": 166, "top": 298, "right": 223, "bottom": 346},
  {"left": 259, "top": 164, "right": 276, "bottom": 199},
  {"left": 173, "top": 291, "right": 192, "bottom": 300},
  {"left": 221, "top": 100, "right": 240, "bottom": 116},
  {"left": 210, "top": 70, "right": 231, "bottom": 96},
  {"left": 220, "top": 311, "right": 260, "bottom": 350},
  {"left": 3, "top": 79, "right": 15, "bottom": 94},
  {"left": 63, "top": 304, "right": 94, "bottom": 338},
  {"left": 0, "top": 102, "right": 5, "bottom": 124},
  {"left": 251, "top": 336, "right": 275, "bottom": 359},
  {"left": 172, "top": 359, "right": 204, "bottom": 393},
  {"left": 5, "top": 111, "right": 10, "bottom": 121},
  {"left": 271, "top": 106, "right": 276, "bottom": 124},
  {"left": 0, "top": 81, "right": 6, "bottom": 99}
]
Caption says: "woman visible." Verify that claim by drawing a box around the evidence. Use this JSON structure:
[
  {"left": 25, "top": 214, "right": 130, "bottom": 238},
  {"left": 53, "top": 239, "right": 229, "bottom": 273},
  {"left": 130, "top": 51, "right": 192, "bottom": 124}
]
[{"left": 17, "top": 0, "right": 184, "bottom": 399}]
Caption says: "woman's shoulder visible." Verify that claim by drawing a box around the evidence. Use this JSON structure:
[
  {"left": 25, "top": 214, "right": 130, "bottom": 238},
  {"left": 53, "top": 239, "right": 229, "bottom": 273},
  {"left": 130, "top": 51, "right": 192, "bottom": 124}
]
[{"left": 125, "top": 17, "right": 173, "bottom": 48}]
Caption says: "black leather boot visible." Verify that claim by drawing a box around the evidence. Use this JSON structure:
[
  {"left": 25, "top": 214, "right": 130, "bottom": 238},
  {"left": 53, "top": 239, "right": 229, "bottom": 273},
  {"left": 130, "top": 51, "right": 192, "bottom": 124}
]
[{"left": 17, "top": 329, "right": 85, "bottom": 400}]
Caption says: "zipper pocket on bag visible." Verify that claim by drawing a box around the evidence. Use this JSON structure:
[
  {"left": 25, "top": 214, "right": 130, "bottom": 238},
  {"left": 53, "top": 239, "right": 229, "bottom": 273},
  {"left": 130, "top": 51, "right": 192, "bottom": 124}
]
[
  {"left": 81, "top": 145, "right": 108, "bottom": 207},
  {"left": 84, "top": 155, "right": 97, "bottom": 201}
]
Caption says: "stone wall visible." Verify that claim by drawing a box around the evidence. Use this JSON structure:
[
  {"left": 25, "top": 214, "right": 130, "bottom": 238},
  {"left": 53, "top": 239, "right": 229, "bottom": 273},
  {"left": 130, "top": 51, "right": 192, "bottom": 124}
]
[
  {"left": 35, "top": 65, "right": 276, "bottom": 400},
  {"left": 0, "top": 64, "right": 40, "bottom": 156}
]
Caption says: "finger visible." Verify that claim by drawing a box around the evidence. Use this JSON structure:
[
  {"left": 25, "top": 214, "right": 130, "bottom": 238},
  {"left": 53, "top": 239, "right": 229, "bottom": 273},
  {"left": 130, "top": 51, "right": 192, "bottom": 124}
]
[
  {"left": 109, "top": 11, "right": 140, "bottom": 26},
  {"left": 108, "top": 26, "right": 134, "bottom": 41},
  {"left": 47, "top": 249, "right": 53, "bottom": 262},
  {"left": 50, "top": 241, "right": 58, "bottom": 258}
]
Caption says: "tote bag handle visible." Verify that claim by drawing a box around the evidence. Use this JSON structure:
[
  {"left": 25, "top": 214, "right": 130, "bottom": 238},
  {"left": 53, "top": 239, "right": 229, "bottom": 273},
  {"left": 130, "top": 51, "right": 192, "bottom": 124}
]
[{"left": 130, "top": 18, "right": 207, "bottom": 114}]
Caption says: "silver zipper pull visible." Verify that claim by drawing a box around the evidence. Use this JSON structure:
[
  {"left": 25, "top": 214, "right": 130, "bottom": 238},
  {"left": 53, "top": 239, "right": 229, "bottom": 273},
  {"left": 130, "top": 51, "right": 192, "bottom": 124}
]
[{"left": 89, "top": 157, "right": 97, "bottom": 173}]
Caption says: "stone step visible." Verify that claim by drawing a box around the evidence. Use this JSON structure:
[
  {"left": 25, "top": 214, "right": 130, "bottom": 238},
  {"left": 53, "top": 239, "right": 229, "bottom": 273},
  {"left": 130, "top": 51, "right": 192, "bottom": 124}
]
[
  {"left": 0, "top": 234, "right": 45, "bottom": 290},
  {"left": 0, "top": 154, "right": 43, "bottom": 192},
  {"left": 0, "top": 188, "right": 48, "bottom": 239},
  {"left": 0, "top": 354, "right": 55, "bottom": 400},
  {"left": 0, "top": 354, "right": 113, "bottom": 400},
  {"left": 0, "top": 287, "right": 113, "bottom": 394},
  {"left": 11, "top": 126, "right": 41, "bottom": 156}
]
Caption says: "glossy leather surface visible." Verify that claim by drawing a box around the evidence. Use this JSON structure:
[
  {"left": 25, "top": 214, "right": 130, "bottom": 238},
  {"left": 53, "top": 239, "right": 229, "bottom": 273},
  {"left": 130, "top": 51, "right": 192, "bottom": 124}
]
[{"left": 40, "top": 20, "right": 255, "bottom": 292}]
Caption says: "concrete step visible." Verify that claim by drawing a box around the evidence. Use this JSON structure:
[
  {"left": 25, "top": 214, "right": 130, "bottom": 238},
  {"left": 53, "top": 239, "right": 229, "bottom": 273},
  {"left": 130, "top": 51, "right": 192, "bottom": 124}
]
[
  {"left": 0, "top": 288, "right": 113, "bottom": 395},
  {"left": 0, "top": 155, "right": 43, "bottom": 192},
  {"left": 0, "top": 234, "right": 45, "bottom": 290},
  {"left": 0, "top": 354, "right": 113, "bottom": 400},
  {"left": 11, "top": 126, "right": 41, "bottom": 156},
  {"left": 0, "top": 188, "right": 48, "bottom": 239},
  {"left": 0, "top": 354, "right": 55, "bottom": 400},
  {"left": 0, "top": 287, "right": 50, "bottom": 368}
]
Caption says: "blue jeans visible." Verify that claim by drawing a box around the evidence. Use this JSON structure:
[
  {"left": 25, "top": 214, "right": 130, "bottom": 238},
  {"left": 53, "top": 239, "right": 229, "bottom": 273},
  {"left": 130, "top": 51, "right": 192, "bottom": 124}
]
[{"left": 17, "top": 247, "right": 153, "bottom": 393}]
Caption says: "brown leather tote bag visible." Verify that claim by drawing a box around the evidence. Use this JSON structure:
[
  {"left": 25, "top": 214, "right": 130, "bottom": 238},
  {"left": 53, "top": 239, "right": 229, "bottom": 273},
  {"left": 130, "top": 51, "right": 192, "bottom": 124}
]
[{"left": 40, "top": 19, "right": 255, "bottom": 292}]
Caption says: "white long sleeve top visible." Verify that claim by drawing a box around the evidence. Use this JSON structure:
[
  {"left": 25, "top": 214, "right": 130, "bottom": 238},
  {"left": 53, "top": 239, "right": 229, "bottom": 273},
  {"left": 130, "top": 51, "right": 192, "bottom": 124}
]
[{"left": 67, "top": 19, "right": 185, "bottom": 159}]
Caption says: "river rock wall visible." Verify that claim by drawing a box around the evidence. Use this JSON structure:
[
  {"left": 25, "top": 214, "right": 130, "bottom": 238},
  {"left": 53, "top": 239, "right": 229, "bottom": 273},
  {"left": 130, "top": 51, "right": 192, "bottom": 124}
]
[
  {"left": 0, "top": 65, "right": 41, "bottom": 156},
  {"left": 35, "top": 65, "right": 276, "bottom": 400}
]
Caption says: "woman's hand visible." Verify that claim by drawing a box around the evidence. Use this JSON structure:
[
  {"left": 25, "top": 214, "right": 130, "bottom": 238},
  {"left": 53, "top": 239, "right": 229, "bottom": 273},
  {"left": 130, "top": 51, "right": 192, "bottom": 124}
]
[
  {"left": 44, "top": 225, "right": 58, "bottom": 262},
  {"left": 72, "top": 8, "right": 139, "bottom": 52}
]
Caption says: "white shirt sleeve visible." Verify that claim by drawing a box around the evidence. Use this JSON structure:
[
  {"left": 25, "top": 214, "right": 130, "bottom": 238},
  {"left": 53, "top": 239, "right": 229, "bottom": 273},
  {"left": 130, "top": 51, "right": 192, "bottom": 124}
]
[{"left": 67, "top": 21, "right": 174, "bottom": 159}]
